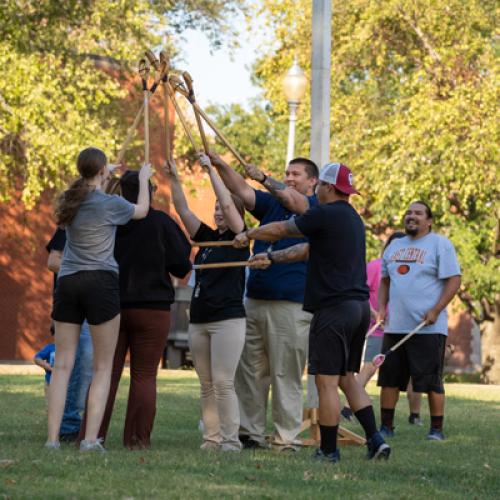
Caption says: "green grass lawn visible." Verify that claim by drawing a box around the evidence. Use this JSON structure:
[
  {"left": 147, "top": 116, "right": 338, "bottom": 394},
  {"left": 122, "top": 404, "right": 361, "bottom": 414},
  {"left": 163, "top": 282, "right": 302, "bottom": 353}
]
[{"left": 1, "top": 371, "right": 499, "bottom": 499}]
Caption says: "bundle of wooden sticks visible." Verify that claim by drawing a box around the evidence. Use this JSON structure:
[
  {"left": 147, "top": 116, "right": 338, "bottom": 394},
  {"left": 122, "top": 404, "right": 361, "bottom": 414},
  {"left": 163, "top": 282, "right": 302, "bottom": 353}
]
[{"left": 114, "top": 48, "right": 248, "bottom": 172}]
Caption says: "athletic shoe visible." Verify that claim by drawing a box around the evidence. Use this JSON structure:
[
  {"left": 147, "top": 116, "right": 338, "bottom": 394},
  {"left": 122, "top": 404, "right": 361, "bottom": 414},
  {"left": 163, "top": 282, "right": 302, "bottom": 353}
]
[
  {"left": 313, "top": 448, "right": 340, "bottom": 464},
  {"left": 366, "top": 432, "right": 391, "bottom": 460},
  {"left": 44, "top": 441, "right": 60, "bottom": 450},
  {"left": 379, "top": 424, "right": 395, "bottom": 438},
  {"left": 427, "top": 428, "right": 445, "bottom": 441},
  {"left": 340, "top": 406, "right": 354, "bottom": 422},
  {"left": 408, "top": 415, "right": 423, "bottom": 426},
  {"left": 80, "top": 439, "right": 106, "bottom": 453}
]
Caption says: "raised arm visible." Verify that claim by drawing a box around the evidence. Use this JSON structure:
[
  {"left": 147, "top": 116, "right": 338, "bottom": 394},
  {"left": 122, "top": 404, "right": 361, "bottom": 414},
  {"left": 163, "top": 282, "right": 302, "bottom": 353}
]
[
  {"left": 199, "top": 153, "right": 244, "bottom": 234},
  {"left": 163, "top": 160, "right": 201, "bottom": 238},
  {"left": 131, "top": 163, "right": 152, "bottom": 220},
  {"left": 234, "top": 219, "right": 303, "bottom": 247},
  {"left": 208, "top": 151, "right": 256, "bottom": 210},
  {"left": 244, "top": 163, "right": 310, "bottom": 214}
]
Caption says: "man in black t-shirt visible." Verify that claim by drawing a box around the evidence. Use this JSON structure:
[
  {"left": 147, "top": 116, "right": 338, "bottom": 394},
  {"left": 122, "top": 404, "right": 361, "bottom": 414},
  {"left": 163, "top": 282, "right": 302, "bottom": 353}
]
[{"left": 235, "top": 163, "right": 390, "bottom": 463}]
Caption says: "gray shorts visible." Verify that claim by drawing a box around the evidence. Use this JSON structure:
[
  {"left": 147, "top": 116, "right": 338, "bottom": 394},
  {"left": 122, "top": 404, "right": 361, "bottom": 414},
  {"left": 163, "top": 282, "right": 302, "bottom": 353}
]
[{"left": 363, "top": 335, "right": 384, "bottom": 363}]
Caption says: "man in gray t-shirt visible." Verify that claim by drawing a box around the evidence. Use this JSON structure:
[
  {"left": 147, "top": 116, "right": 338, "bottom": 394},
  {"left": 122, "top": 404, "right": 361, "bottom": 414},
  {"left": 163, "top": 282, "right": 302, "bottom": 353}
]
[{"left": 377, "top": 201, "right": 461, "bottom": 442}]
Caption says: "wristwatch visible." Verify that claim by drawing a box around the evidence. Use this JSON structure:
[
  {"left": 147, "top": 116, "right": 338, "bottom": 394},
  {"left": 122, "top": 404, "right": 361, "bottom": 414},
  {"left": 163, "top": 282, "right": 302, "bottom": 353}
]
[{"left": 266, "top": 246, "right": 274, "bottom": 263}]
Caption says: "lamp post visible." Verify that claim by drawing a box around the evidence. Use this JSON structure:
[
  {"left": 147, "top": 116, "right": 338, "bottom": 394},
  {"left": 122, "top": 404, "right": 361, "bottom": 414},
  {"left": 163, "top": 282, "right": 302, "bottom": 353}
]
[{"left": 283, "top": 59, "right": 307, "bottom": 167}]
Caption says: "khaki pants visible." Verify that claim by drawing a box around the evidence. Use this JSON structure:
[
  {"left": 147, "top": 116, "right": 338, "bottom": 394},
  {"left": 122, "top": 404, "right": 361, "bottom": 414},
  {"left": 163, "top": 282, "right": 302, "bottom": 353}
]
[
  {"left": 235, "top": 299, "right": 310, "bottom": 444},
  {"left": 189, "top": 318, "right": 246, "bottom": 451}
]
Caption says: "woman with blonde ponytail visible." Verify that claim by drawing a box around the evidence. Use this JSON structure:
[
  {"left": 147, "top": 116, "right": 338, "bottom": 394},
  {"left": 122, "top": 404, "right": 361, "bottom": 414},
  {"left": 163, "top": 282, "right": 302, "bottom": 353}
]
[{"left": 46, "top": 147, "right": 152, "bottom": 452}]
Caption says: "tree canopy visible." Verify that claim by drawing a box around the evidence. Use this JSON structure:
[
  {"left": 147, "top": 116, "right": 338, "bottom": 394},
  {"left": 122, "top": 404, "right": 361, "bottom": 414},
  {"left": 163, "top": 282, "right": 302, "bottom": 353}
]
[
  {"left": 0, "top": 0, "right": 245, "bottom": 206},
  {"left": 214, "top": 0, "right": 498, "bottom": 318}
]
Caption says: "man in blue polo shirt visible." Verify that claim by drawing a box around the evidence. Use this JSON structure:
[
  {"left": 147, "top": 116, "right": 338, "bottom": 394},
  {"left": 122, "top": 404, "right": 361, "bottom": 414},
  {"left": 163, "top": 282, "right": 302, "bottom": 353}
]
[{"left": 209, "top": 152, "right": 318, "bottom": 448}]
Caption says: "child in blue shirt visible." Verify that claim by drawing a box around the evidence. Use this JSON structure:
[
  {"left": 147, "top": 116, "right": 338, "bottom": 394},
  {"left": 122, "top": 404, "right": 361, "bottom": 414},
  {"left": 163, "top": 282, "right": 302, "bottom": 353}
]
[{"left": 34, "top": 339, "right": 55, "bottom": 405}]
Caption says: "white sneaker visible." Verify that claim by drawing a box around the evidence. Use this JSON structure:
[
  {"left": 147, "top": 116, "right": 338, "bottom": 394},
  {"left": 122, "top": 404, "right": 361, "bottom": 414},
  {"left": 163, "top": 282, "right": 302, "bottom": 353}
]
[
  {"left": 44, "top": 441, "right": 60, "bottom": 450},
  {"left": 80, "top": 439, "right": 106, "bottom": 453}
]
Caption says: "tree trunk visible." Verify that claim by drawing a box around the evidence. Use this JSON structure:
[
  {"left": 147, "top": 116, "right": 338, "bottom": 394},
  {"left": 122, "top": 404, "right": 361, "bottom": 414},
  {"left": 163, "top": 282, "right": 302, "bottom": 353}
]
[{"left": 480, "top": 296, "right": 500, "bottom": 384}]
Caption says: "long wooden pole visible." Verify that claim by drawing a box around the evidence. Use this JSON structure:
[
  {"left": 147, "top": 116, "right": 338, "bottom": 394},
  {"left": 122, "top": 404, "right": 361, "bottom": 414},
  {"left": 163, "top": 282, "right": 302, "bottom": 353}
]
[
  {"left": 183, "top": 71, "right": 209, "bottom": 153},
  {"left": 115, "top": 102, "right": 145, "bottom": 164},
  {"left": 193, "top": 103, "right": 247, "bottom": 167},
  {"left": 192, "top": 240, "right": 236, "bottom": 247},
  {"left": 144, "top": 89, "right": 150, "bottom": 164},
  {"left": 168, "top": 78, "right": 247, "bottom": 167},
  {"left": 167, "top": 85, "right": 198, "bottom": 151},
  {"left": 159, "top": 50, "right": 172, "bottom": 162},
  {"left": 193, "top": 260, "right": 269, "bottom": 270},
  {"left": 138, "top": 58, "right": 151, "bottom": 165}
]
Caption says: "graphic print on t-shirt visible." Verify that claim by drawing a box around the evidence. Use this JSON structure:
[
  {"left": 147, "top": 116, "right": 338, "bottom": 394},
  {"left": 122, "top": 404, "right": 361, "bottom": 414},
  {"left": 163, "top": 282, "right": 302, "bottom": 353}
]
[
  {"left": 381, "top": 233, "right": 461, "bottom": 335},
  {"left": 388, "top": 246, "right": 428, "bottom": 275}
]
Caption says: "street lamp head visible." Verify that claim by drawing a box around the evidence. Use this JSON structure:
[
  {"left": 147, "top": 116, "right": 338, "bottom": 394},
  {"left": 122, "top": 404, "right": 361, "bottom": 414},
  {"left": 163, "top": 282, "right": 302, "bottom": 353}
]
[{"left": 283, "top": 59, "right": 307, "bottom": 104}]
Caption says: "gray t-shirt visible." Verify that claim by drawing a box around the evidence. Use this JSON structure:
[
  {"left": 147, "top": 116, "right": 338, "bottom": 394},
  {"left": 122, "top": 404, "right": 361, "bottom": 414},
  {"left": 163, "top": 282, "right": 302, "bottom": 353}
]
[
  {"left": 58, "top": 190, "right": 135, "bottom": 278},
  {"left": 381, "top": 232, "right": 461, "bottom": 336}
]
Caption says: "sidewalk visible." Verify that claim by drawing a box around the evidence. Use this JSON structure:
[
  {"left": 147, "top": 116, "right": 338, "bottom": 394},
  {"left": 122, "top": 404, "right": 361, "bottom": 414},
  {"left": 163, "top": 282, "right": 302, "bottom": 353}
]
[{"left": 0, "top": 361, "right": 42, "bottom": 375}]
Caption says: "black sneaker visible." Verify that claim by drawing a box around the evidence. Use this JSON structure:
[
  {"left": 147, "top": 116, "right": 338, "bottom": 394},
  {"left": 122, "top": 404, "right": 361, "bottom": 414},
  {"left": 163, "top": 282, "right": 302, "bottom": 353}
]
[
  {"left": 366, "top": 432, "right": 391, "bottom": 460},
  {"left": 313, "top": 448, "right": 340, "bottom": 463}
]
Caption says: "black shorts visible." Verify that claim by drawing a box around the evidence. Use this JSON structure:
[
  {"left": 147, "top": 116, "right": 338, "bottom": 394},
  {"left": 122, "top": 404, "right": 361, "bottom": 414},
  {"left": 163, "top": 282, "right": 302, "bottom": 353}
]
[
  {"left": 52, "top": 270, "right": 120, "bottom": 326},
  {"left": 377, "top": 333, "right": 446, "bottom": 394},
  {"left": 308, "top": 300, "right": 370, "bottom": 376}
]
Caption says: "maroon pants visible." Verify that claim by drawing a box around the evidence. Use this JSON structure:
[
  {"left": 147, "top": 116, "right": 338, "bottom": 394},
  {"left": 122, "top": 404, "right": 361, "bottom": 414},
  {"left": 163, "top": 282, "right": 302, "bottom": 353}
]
[{"left": 96, "top": 308, "right": 170, "bottom": 448}]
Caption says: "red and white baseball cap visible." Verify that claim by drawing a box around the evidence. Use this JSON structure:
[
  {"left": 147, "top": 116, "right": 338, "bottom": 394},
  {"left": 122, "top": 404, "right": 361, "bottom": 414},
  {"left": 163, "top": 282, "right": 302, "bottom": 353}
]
[{"left": 319, "top": 162, "right": 359, "bottom": 195}]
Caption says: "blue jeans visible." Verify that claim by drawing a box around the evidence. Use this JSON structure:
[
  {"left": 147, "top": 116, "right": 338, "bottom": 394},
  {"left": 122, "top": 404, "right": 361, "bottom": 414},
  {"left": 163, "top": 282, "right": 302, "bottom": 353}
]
[{"left": 59, "top": 321, "right": 93, "bottom": 435}]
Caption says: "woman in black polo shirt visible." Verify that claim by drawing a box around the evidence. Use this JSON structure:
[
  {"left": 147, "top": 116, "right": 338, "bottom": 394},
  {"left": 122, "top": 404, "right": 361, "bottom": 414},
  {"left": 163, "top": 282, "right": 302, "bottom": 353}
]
[{"left": 165, "top": 153, "right": 248, "bottom": 452}]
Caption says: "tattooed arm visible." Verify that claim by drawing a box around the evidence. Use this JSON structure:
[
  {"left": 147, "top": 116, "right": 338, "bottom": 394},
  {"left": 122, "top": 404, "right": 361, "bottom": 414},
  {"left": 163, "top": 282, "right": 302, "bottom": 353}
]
[
  {"left": 249, "top": 243, "right": 310, "bottom": 269},
  {"left": 244, "top": 163, "right": 311, "bottom": 214},
  {"left": 233, "top": 218, "right": 304, "bottom": 247},
  {"left": 262, "top": 176, "right": 311, "bottom": 214}
]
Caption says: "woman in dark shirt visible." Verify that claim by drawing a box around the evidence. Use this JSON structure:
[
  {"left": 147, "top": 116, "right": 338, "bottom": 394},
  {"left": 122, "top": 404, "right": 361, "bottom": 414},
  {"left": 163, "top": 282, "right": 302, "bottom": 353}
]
[
  {"left": 91, "top": 171, "right": 192, "bottom": 449},
  {"left": 165, "top": 152, "right": 248, "bottom": 452}
]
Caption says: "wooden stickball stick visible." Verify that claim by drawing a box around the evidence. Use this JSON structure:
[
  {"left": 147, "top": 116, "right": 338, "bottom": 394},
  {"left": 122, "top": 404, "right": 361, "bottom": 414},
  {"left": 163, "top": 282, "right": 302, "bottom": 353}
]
[
  {"left": 167, "top": 84, "right": 198, "bottom": 151},
  {"left": 193, "top": 260, "right": 270, "bottom": 270},
  {"left": 366, "top": 320, "right": 383, "bottom": 338},
  {"left": 192, "top": 103, "right": 247, "bottom": 167},
  {"left": 169, "top": 74, "right": 190, "bottom": 98},
  {"left": 182, "top": 71, "right": 209, "bottom": 154},
  {"left": 115, "top": 101, "right": 145, "bottom": 164},
  {"left": 168, "top": 76, "right": 247, "bottom": 166},
  {"left": 192, "top": 240, "right": 237, "bottom": 247},
  {"left": 160, "top": 51, "right": 172, "bottom": 162},
  {"left": 372, "top": 321, "right": 427, "bottom": 368},
  {"left": 138, "top": 59, "right": 151, "bottom": 164}
]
